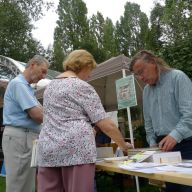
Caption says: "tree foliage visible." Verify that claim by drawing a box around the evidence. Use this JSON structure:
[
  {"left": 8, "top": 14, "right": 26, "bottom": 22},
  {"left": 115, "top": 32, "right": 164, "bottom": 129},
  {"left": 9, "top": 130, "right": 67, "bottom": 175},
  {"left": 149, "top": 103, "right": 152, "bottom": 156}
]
[
  {"left": 147, "top": 3, "right": 164, "bottom": 51},
  {"left": 0, "top": 2, "right": 35, "bottom": 61},
  {"left": 116, "top": 2, "right": 149, "bottom": 57},
  {"left": 53, "top": 1, "right": 149, "bottom": 69},
  {"left": 89, "top": 12, "right": 105, "bottom": 49},
  {"left": 150, "top": 0, "right": 192, "bottom": 77},
  {"left": 52, "top": 0, "right": 93, "bottom": 70},
  {"left": 2, "top": 0, "right": 192, "bottom": 77},
  {"left": 52, "top": 34, "right": 65, "bottom": 71},
  {"left": 103, "top": 18, "right": 119, "bottom": 58},
  {"left": 54, "top": 0, "right": 89, "bottom": 51},
  {"left": 0, "top": 0, "right": 50, "bottom": 62},
  {"left": 89, "top": 12, "right": 118, "bottom": 61},
  {"left": 162, "top": 0, "right": 192, "bottom": 43},
  {"left": 3, "top": 0, "right": 52, "bottom": 21},
  {"left": 161, "top": 35, "right": 192, "bottom": 79}
]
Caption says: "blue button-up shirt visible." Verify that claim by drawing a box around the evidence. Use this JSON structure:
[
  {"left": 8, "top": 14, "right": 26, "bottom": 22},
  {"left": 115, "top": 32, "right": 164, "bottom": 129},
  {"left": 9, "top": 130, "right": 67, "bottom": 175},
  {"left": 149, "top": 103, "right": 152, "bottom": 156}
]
[
  {"left": 143, "top": 69, "right": 192, "bottom": 146},
  {"left": 3, "top": 74, "right": 41, "bottom": 132}
]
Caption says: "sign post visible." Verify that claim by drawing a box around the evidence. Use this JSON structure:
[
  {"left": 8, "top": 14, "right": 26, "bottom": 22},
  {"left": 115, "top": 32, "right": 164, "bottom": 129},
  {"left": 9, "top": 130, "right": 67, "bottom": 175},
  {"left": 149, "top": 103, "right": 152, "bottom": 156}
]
[
  {"left": 116, "top": 74, "right": 137, "bottom": 146},
  {"left": 116, "top": 71, "right": 140, "bottom": 192}
]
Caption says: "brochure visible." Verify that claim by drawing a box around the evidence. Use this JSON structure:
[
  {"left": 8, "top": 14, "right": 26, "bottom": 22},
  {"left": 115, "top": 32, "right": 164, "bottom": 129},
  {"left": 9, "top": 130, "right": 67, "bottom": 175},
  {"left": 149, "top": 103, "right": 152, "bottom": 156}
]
[{"left": 122, "top": 150, "right": 157, "bottom": 164}]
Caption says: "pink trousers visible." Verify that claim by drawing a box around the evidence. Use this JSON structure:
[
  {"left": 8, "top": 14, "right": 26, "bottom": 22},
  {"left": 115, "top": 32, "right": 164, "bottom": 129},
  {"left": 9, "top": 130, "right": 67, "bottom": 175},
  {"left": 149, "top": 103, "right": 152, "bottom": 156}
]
[{"left": 38, "top": 164, "right": 95, "bottom": 192}]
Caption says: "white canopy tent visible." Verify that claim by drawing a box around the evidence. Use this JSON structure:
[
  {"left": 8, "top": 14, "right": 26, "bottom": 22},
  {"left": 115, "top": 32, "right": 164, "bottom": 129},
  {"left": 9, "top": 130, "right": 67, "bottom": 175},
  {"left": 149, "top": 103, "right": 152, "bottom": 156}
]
[
  {"left": 88, "top": 54, "right": 145, "bottom": 146},
  {"left": 88, "top": 54, "right": 144, "bottom": 112}
]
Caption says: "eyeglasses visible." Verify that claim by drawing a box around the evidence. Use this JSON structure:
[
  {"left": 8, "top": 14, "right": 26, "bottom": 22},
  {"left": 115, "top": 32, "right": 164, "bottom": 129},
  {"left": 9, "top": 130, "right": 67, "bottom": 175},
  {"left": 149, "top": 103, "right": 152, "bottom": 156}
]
[{"left": 133, "top": 68, "right": 145, "bottom": 78}]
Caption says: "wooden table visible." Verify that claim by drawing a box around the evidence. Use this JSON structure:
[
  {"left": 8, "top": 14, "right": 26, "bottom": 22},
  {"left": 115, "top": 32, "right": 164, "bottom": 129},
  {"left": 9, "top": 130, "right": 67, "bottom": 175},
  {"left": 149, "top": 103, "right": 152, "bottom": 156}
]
[{"left": 96, "top": 161, "right": 192, "bottom": 186}]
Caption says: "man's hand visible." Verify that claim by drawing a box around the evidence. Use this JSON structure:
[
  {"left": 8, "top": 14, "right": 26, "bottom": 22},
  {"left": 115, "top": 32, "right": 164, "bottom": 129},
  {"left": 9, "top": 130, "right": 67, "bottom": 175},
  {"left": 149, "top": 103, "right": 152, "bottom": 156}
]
[{"left": 159, "top": 135, "right": 177, "bottom": 151}]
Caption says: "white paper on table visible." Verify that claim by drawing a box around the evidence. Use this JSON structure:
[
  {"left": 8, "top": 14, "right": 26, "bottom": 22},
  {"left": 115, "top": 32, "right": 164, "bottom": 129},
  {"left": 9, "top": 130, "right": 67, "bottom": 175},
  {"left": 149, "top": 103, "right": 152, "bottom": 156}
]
[
  {"left": 119, "top": 162, "right": 167, "bottom": 174},
  {"left": 119, "top": 162, "right": 192, "bottom": 174},
  {"left": 156, "top": 165, "right": 192, "bottom": 174},
  {"left": 175, "top": 162, "right": 192, "bottom": 168}
]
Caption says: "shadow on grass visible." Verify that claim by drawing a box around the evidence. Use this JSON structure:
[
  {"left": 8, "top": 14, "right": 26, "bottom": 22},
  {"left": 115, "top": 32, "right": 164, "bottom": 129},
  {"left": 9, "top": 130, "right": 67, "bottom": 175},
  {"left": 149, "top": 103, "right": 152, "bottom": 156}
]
[{"left": 95, "top": 171, "right": 161, "bottom": 192}]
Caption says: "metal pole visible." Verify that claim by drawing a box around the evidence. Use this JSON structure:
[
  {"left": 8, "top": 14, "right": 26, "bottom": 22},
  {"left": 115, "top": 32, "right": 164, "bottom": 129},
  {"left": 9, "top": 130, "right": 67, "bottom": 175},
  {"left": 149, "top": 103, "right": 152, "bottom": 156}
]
[{"left": 122, "top": 69, "right": 140, "bottom": 192}]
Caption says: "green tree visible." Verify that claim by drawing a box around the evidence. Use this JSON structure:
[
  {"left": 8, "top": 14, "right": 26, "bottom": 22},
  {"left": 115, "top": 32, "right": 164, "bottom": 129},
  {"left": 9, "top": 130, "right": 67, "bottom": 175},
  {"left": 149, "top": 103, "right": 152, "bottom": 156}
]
[
  {"left": 150, "top": 1, "right": 192, "bottom": 78},
  {"left": 3, "top": 0, "right": 53, "bottom": 21},
  {"left": 89, "top": 12, "right": 105, "bottom": 49},
  {"left": 116, "top": 2, "right": 149, "bottom": 57},
  {"left": 161, "top": 36, "right": 192, "bottom": 78},
  {"left": 54, "top": 0, "right": 90, "bottom": 51},
  {"left": 89, "top": 12, "right": 118, "bottom": 62},
  {"left": 88, "top": 12, "right": 106, "bottom": 62},
  {"left": 53, "top": 0, "right": 97, "bottom": 70},
  {"left": 103, "top": 18, "right": 119, "bottom": 58},
  {"left": 147, "top": 3, "right": 164, "bottom": 51},
  {"left": 0, "top": 0, "right": 50, "bottom": 61},
  {"left": 52, "top": 32, "right": 65, "bottom": 71},
  {"left": 0, "top": 2, "right": 36, "bottom": 61},
  {"left": 161, "top": 0, "right": 192, "bottom": 44}
]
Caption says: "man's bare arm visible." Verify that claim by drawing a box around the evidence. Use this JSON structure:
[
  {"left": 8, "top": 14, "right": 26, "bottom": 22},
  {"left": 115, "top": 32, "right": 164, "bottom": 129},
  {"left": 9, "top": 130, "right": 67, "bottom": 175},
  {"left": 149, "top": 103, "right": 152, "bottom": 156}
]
[{"left": 27, "top": 106, "right": 43, "bottom": 124}]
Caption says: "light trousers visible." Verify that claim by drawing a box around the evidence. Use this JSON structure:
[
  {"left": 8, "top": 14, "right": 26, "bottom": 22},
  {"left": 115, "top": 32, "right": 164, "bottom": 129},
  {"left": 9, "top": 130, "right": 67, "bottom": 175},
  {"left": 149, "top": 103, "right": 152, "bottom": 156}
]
[{"left": 2, "top": 126, "right": 39, "bottom": 192}]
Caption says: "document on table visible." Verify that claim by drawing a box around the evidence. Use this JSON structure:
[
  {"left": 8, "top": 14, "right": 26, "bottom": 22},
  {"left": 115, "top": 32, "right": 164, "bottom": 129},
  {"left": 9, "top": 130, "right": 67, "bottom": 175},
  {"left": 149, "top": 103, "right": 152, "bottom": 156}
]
[
  {"left": 119, "top": 162, "right": 167, "bottom": 173},
  {"left": 119, "top": 162, "right": 192, "bottom": 174},
  {"left": 175, "top": 162, "right": 192, "bottom": 168},
  {"left": 129, "top": 150, "right": 156, "bottom": 162},
  {"left": 156, "top": 165, "right": 192, "bottom": 174}
]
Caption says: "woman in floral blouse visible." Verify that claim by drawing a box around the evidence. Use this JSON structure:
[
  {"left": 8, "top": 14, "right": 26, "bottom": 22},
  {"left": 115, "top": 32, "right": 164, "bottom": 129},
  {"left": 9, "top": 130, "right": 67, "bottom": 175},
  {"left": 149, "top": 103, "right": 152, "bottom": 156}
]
[{"left": 37, "top": 49, "right": 132, "bottom": 192}]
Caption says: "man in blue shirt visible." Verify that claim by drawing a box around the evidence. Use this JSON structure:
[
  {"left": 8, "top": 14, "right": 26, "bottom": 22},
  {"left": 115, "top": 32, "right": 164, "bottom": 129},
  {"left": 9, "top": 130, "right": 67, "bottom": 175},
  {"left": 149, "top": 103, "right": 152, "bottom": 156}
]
[
  {"left": 2, "top": 55, "right": 49, "bottom": 192},
  {"left": 130, "top": 50, "right": 192, "bottom": 192}
]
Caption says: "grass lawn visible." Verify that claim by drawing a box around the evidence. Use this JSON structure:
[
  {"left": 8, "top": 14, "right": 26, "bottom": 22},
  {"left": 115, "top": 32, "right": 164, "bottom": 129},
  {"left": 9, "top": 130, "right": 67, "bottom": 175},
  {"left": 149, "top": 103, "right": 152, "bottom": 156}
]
[
  {"left": 0, "top": 174, "right": 162, "bottom": 192},
  {"left": 0, "top": 176, "right": 6, "bottom": 192}
]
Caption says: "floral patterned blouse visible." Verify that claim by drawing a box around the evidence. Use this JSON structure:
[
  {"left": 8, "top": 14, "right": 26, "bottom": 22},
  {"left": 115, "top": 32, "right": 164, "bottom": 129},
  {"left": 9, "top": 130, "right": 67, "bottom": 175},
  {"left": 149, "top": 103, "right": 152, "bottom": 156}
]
[{"left": 37, "top": 77, "right": 107, "bottom": 167}]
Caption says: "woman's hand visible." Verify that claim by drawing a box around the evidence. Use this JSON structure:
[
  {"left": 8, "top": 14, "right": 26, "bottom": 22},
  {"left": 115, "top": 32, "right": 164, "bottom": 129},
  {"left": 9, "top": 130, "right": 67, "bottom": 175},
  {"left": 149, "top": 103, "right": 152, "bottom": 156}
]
[
  {"left": 122, "top": 142, "right": 133, "bottom": 155},
  {"left": 126, "top": 142, "right": 133, "bottom": 149},
  {"left": 123, "top": 142, "right": 133, "bottom": 152},
  {"left": 93, "top": 128, "right": 97, "bottom": 137}
]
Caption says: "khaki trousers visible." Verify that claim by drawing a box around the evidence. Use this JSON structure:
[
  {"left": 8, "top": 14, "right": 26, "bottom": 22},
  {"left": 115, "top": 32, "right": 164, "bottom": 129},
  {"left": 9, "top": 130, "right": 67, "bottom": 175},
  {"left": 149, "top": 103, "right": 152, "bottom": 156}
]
[{"left": 2, "top": 126, "right": 39, "bottom": 192}]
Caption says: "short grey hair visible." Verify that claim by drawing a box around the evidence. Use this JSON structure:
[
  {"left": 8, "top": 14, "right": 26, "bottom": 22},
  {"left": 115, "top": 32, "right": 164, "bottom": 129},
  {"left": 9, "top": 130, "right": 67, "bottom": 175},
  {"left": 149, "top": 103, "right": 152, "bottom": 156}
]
[{"left": 26, "top": 55, "right": 49, "bottom": 68}]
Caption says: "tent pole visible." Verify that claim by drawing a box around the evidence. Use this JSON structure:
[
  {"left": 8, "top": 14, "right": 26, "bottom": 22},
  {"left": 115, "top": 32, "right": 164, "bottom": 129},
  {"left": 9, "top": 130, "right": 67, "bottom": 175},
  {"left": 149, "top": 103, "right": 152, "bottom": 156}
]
[{"left": 122, "top": 69, "right": 140, "bottom": 192}]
